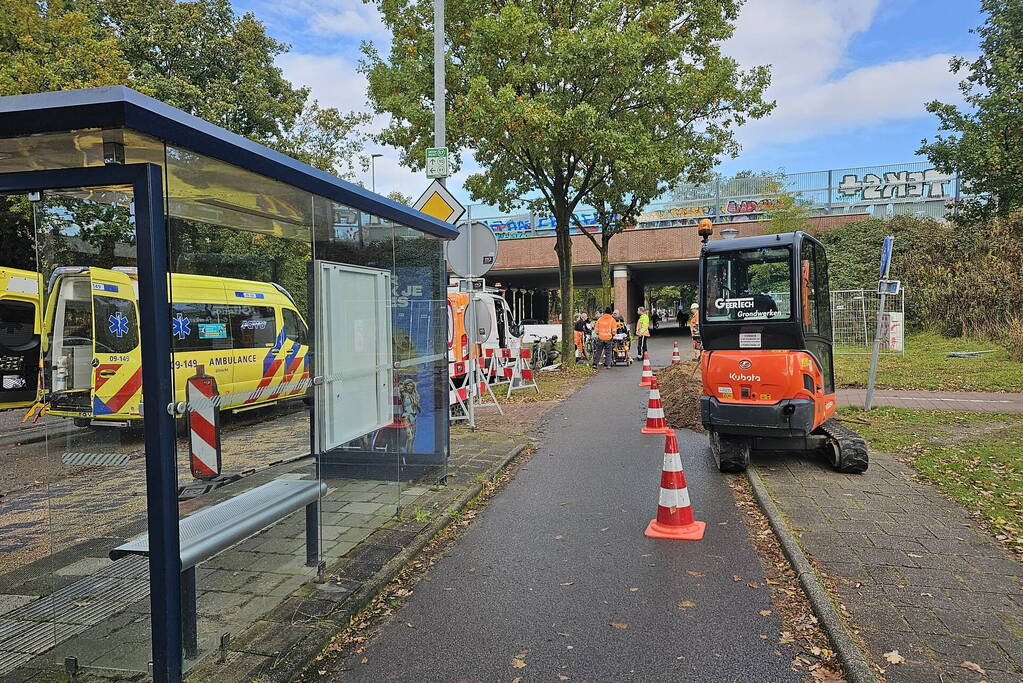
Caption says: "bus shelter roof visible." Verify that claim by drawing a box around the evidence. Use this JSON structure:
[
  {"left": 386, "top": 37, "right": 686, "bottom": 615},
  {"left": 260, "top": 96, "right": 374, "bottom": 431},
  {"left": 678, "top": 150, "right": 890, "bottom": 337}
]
[{"left": 0, "top": 86, "right": 458, "bottom": 239}]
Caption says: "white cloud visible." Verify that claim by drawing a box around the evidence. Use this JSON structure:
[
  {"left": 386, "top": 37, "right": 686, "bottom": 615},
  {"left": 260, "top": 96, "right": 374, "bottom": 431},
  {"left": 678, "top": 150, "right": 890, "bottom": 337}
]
[
  {"left": 280, "top": 51, "right": 478, "bottom": 201},
  {"left": 247, "top": 0, "right": 388, "bottom": 40},
  {"left": 725, "top": 0, "right": 962, "bottom": 150},
  {"left": 308, "top": 3, "right": 387, "bottom": 39},
  {"left": 738, "top": 53, "right": 961, "bottom": 145},
  {"left": 277, "top": 53, "right": 371, "bottom": 114},
  {"left": 727, "top": 0, "right": 881, "bottom": 95}
]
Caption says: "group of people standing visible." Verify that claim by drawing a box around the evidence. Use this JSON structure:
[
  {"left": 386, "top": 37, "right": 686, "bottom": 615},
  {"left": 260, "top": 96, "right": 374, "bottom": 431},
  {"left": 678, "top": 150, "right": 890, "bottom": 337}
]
[
  {"left": 572, "top": 302, "right": 702, "bottom": 366},
  {"left": 572, "top": 306, "right": 654, "bottom": 368}
]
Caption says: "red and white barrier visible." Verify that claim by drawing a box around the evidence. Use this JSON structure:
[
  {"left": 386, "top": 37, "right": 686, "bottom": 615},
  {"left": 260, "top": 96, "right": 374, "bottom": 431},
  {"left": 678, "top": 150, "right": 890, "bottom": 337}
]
[
  {"left": 187, "top": 366, "right": 222, "bottom": 480},
  {"left": 507, "top": 348, "right": 539, "bottom": 397}
]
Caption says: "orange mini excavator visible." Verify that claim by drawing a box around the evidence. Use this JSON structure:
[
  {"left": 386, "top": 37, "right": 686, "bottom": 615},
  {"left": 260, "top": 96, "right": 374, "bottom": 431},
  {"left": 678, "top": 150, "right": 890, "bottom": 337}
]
[{"left": 698, "top": 231, "right": 867, "bottom": 473}]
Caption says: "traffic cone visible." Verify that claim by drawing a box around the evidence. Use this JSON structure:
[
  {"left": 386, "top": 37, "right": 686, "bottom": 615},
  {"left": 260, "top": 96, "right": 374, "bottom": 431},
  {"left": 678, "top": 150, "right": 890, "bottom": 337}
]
[
  {"left": 641, "top": 376, "right": 672, "bottom": 435},
  {"left": 645, "top": 431, "right": 706, "bottom": 540},
  {"left": 638, "top": 352, "right": 653, "bottom": 386},
  {"left": 671, "top": 341, "right": 681, "bottom": 365}
]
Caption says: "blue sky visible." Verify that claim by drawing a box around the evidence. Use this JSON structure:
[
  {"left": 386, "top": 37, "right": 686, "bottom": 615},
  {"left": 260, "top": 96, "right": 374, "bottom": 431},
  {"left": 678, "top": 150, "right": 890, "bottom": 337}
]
[{"left": 233, "top": 0, "right": 983, "bottom": 204}]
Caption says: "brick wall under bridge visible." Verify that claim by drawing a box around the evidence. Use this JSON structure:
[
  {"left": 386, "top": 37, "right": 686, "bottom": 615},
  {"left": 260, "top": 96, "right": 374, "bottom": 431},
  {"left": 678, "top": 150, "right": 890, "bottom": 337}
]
[{"left": 491, "top": 213, "right": 865, "bottom": 324}]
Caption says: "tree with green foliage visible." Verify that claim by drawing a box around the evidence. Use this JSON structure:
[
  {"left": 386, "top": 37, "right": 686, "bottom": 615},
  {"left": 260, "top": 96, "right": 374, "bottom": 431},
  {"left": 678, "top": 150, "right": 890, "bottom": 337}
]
[
  {"left": 578, "top": 153, "right": 684, "bottom": 309},
  {"left": 386, "top": 191, "right": 413, "bottom": 206},
  {"left": 0, "top": 0, "right": 130, "bottom": 96},
  {"left": 90, "top": 0, "right": 305, "bottom": 142},
  {"left": 0, "top": 0, "right": 133, "bottom": 270},
  {"left": 919, "top": 0, "right": 1023, "bottom": 221},
  {"left": 363, "top": 0, "right": 773, "bottom": 359},
  {"left": 763, "top": 190, "right": 813, "bottom": 235},
  {"left": 1, "top": 0, "right": 369, "bottom": 278}
]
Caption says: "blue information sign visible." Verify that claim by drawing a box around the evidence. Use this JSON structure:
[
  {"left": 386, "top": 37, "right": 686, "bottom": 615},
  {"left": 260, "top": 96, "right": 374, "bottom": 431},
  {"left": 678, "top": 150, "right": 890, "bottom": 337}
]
[{"left": 879, "top": 235, "right": 894, "bottom": 278}]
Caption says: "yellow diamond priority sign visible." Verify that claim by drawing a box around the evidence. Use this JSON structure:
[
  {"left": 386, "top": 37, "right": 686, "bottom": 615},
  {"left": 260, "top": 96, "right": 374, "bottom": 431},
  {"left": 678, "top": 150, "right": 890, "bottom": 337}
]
[{"left": 413, "top": 180, "right": 465, "bottom": 224}]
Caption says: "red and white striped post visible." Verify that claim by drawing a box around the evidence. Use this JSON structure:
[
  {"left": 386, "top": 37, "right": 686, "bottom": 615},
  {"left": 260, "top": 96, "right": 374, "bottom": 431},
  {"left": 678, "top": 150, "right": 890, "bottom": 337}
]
[{"left": 187, "top": 365, "right": 222, "bottom": 480}]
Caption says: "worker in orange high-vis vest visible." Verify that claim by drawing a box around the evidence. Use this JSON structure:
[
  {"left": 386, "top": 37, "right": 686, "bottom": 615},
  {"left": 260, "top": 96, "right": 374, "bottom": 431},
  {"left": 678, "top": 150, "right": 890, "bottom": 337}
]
[
  {"left": 689, "top": 302, "right": 701, "bottom": 360},
  {"left": 592, "top": 307, "right": 617, "bottom": 368}
]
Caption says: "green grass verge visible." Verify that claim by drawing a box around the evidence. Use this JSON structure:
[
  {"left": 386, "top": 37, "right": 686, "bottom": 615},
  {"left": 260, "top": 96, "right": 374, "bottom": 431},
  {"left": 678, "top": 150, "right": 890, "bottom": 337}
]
[
  {"left": 840, "top": 406, "right": 1023, "bottom": 552},
  {"left": 834, "top": 331, "right": 1023, "bottom": 392}
]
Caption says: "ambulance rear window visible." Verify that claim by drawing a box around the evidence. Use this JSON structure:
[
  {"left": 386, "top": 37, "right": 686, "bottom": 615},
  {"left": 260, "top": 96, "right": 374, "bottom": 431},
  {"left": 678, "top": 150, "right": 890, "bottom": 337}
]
[{"left": 94, "top": 296, "right": 139, "bottom": 354}]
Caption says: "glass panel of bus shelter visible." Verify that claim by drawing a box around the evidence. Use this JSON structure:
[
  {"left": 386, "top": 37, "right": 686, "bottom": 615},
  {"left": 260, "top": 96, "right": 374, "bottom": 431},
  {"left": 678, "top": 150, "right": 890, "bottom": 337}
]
[
  {"left": 164, "top": 144, "right": 323, "bottom": 671},
  {"left": 391, "top": 224, "right": 449, "bottom": 498},
  {"left": 0, "top": 185, "right": 155, "bottom": 676},
  {"left": 311, "top": 200, "right": 401, "bottom": 563}
]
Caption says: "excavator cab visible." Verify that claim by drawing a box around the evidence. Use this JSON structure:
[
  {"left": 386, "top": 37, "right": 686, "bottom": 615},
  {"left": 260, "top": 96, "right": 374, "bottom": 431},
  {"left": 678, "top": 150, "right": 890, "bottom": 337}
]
[{"left": 698, "top": 231, "right": 867, "bottom": 473}]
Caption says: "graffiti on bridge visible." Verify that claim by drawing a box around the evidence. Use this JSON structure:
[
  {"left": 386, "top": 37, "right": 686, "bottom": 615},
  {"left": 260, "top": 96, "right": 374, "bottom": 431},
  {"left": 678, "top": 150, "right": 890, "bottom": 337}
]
[
  {"left": 639, "top": 198, "right": 777, "bottom": 225},
  {"left": 837, "top": 168, "right": 953, "bottom": 201},
  {"left": 480, "top": 211, "right": 604, "bottom": 240}
]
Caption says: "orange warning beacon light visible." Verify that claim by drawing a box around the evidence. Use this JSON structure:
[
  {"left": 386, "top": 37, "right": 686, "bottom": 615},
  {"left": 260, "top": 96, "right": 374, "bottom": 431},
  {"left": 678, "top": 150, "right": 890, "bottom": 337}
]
[{"left": 697, "top": 218, "right": 714, "bottom": 244}]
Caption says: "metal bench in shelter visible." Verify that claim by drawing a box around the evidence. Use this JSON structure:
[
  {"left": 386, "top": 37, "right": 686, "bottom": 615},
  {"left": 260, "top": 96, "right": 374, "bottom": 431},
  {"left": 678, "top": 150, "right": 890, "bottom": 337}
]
[{"left": 110, "top": 478, "right": 325, "bottom": 658}]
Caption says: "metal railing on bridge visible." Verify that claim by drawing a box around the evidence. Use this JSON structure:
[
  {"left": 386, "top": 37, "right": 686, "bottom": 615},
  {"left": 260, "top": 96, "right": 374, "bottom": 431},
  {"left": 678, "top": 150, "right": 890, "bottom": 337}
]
[{"left": 459, "top": 161, "right": 960, "bottom": 241}]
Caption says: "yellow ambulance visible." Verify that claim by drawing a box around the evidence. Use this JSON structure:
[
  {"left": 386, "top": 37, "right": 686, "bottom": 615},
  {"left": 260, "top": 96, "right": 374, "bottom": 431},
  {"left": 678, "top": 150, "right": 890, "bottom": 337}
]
[
  {"left": 0, "top": 267, "right": 43, "bottom": 410},
  {"left": 42, "top": 266, "right": 310, "bottom": 426}
]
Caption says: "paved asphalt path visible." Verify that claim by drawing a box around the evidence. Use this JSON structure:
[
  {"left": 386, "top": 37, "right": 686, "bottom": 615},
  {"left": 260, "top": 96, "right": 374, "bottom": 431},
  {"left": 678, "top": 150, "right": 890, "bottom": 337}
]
[{"left": 337, "top": 329, "right": 799, "bottom": 682}]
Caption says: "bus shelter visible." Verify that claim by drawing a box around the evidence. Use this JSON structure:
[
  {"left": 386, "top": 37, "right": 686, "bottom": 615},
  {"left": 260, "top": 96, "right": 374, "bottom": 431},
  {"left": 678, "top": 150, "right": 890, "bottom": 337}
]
[{"left": 0, "top": 87, "right": 455, "bottom": 681}]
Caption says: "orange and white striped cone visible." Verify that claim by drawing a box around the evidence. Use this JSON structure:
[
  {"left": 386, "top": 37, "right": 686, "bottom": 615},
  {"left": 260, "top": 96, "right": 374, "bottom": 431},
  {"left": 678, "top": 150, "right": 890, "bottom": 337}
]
[
  {"left": 645, "top": 431, "right": 706, "bottom": 540},
  {"left": 638, "top": 352, "right": 653, "bottom": 386},
  {"left": 671, "top": 341, "right": 681, "bottom": 365},
  {"left": 641, "top": 376, "right": 672, "bottom": 435}
]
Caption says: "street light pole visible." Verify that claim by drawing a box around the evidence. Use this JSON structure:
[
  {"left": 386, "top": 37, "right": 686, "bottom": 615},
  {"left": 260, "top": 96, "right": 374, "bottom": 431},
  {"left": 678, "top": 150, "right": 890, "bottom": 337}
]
[
  {"left": 434, "top": 0, "right": 445, "bottom": 188},
  {"left": 370, "top": 153, "right": 382, "bottom": 194}
]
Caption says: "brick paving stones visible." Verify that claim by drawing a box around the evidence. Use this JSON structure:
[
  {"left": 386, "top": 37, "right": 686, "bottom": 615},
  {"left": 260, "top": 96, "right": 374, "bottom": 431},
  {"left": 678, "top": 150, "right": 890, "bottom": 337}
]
[
  {"left": 0, "top": 397, "right": 548, "bottom": 681},
  {"left": 755, "top": 449, "right": 1023, "bottom": 682}
]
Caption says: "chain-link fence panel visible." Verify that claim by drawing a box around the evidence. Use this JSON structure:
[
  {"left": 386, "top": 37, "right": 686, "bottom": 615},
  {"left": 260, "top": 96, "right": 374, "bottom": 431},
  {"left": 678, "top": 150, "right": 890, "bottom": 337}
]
[{"left": 830, "top": 289, "right": 905, "bottom": 355}]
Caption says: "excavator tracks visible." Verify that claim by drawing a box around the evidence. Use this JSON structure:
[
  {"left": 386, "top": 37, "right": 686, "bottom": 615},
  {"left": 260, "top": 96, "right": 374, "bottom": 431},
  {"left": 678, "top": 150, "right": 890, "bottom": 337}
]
[{"left": 817, "top": 418, "right": 869, "bottom": 473}]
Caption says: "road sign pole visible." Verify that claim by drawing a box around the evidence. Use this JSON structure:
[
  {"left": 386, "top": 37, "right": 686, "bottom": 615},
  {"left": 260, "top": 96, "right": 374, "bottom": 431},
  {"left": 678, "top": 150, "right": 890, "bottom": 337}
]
[
  {"left": 865, "top": 236, "right": 895, "bottom": 410},
  {"left": 466, "top": 204, "right": 476, "bottom": 429},
  {"left": 433, "top": 0, "right": 445, "bottom": 188}
]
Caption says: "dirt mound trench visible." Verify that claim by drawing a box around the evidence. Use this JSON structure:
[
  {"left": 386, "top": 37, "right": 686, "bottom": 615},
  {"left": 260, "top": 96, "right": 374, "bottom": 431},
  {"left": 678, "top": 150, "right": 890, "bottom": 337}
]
[{"left": 655, "top": 362, "right": 705, "bottom": 432}]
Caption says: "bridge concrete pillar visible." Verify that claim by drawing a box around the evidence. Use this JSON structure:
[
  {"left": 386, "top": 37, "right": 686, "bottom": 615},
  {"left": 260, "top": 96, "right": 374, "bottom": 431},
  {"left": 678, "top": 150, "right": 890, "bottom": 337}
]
[{"left": 613, "top": 266, "right": 633, "bottom": 323}]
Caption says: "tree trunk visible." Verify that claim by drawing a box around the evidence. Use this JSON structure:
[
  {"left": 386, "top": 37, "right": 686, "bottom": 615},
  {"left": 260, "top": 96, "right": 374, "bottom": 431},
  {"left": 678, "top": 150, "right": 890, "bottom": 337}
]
[
  {"left": 553, "top": 206, "right": 575, "bottom": 364},
  {"left": 599, "top": 243, "right": 612, "bottom": 310}
]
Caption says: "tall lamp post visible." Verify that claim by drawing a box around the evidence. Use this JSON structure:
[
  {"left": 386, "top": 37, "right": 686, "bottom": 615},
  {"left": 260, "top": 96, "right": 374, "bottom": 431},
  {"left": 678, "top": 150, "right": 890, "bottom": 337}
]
[{"left": 370, "top": 153, "right": 383, "bottom": 193}]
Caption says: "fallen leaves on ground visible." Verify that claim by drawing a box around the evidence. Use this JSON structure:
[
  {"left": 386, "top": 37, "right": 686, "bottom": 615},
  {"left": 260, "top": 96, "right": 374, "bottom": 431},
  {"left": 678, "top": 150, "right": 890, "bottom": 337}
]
[
  {"left": 678, "top": 601, "right": 696, "bottom": 609},
  {"left": 728, "top": 474, "right": 848, "bottom": 681},
  {"left": 883, "top": 650, "right": 905, "bottom": 665},
  {"left": 959, "top": 660, "right": 986, "bottom": 674},
  {"left": 510, "top": 650, "right": 528, "bottom": 669},
  {"left": 610, "top": 622, "right": 629, "bottom": 629},
  {"left": 759, "top": 609, "right": 773, "bottom": 616},
  {"left": 687, "top": 570, "right": 704, "bottom": 577}
]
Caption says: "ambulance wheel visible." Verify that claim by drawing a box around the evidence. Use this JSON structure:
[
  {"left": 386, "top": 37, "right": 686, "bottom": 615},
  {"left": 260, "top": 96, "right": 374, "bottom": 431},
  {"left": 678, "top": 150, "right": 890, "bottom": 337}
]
[
  {"left": 73, "top": 418, "right": 90, "bottom": 428},
  {"left": 710, "top": 431, "right": 750, "bottom": 473}
]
